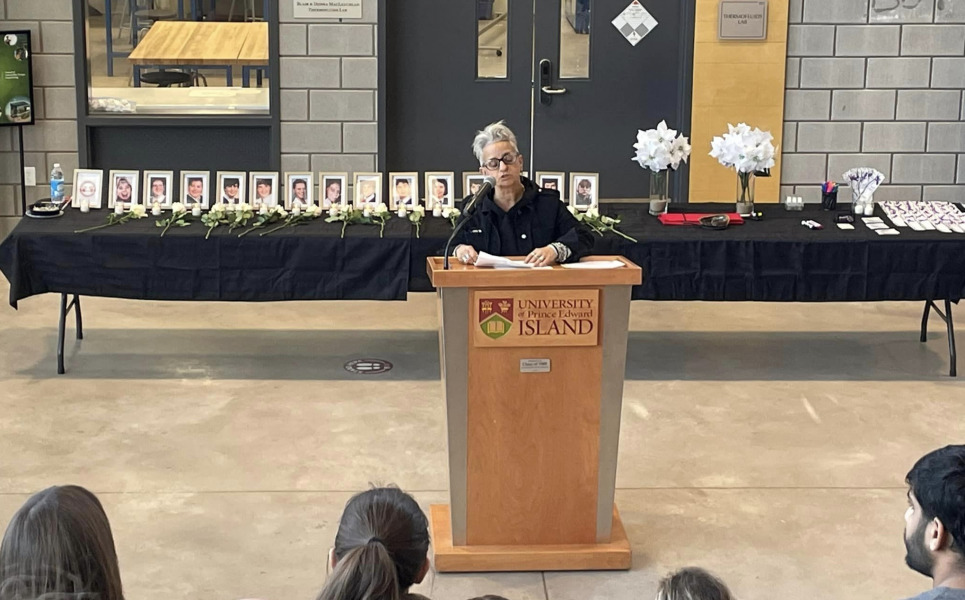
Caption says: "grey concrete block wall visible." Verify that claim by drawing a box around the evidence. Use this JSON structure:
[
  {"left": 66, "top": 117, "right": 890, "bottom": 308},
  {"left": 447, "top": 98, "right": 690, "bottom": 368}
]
[
  {"left": 0, "top": 0, "right": 78, "bottom": 239},
  {"left": 782, "top": 0, "right": 965, "bottom": 202},
  {"left": 280, "top": 8, "right": 379, "bottom": 198}
]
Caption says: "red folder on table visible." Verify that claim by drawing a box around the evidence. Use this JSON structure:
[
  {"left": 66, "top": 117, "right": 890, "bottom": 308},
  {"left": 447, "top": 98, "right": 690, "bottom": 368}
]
[{"left": 658, "top": 213, "right": 745, "bottom": 226}]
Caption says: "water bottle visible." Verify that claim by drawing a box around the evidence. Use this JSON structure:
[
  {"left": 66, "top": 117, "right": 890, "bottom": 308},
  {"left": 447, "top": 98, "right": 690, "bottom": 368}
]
[{"left": 50, "top": 163, "right": 65, "bottom": 205}]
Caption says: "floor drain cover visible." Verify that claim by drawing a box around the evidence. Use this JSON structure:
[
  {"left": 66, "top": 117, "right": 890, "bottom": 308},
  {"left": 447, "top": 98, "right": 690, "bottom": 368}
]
[{"left": 344, "top": 358, "right": 394, "bottom": 375}]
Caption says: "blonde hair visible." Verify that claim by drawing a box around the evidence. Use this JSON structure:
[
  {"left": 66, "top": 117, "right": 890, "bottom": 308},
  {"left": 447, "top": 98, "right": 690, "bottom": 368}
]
[{"left": 655, "top": 567, "right": 733, "bottom": 600}]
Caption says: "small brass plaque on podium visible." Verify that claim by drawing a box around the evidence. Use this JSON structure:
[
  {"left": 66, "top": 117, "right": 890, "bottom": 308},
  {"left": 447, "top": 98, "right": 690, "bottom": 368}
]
[{"left": 473, "top": 289, "right": 600, "bottom": 347}]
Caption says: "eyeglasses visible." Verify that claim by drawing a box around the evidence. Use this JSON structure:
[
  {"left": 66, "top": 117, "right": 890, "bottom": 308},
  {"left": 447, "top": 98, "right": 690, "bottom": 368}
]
[{"left": 482, "top": 152, "right": 521, "bottom": 170}]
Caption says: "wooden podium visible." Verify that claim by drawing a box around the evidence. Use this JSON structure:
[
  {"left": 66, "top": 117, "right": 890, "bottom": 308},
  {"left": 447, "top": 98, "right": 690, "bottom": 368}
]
[{"left": 427, "top": 256, "right": 642, "bottom": 572}]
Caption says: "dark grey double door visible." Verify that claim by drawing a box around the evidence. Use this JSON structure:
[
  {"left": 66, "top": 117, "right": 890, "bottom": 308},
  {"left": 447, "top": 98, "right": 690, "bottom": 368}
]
[{"left": 386, "top": 0, "right": 694, "bottom": 200}]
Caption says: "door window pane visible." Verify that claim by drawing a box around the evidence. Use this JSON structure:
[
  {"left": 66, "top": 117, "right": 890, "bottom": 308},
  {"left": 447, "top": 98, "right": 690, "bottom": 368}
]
[
  {"left": 85, "top": 0, "right": 271, "bottom": 116},
  {"left": 560, "top": 0, "right": 590, "bottom": 78},
  {"left": 477, "top": 0, "right": 508, "bottom": 79}
]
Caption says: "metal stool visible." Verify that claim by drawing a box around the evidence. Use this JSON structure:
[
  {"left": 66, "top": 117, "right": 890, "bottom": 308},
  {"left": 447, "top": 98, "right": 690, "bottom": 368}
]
[{"left": 138, "top": 70, "right": 193, "bottom": 87}]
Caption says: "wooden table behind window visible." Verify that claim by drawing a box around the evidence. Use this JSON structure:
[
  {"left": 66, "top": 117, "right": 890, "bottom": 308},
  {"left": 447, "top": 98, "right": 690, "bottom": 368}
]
[{"left": 128, "top": 22, "right": 269, "bottom": 87}]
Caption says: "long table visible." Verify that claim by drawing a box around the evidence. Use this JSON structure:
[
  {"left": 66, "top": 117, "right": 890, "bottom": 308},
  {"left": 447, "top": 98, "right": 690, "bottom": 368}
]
[
  {"left": 128, "top": 21, "right": 269, "bottom": 87},
  {"left": 1, "top": 204, "right": 961, "bottom": 374}
]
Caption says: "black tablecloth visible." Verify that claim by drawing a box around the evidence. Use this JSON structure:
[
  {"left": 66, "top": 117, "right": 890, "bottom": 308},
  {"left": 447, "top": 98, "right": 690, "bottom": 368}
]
[
  {"left": 3, "top": 203, "right": 965, "bottom": 307},
  {"left": 0, "top": 210, "right": 413, "bottom": 307}
]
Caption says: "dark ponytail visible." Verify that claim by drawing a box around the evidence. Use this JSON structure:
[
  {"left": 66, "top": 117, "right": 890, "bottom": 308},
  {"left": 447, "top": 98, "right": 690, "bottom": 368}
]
[{"left": 316, "top": 488, "right": 430, "bottom": 600}]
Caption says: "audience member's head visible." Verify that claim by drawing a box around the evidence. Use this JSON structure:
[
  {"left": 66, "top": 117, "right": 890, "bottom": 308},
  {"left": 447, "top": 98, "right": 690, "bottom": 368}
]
[
  {"left": 655, "top": 567, "right": 733, "bottom": 600},
  {"left": 904, "top": 445, "right": 965, "bottom": 589},
  {"left": 0, "top": 485, "right": 124, "bottom": 600},
  {"left": 317, "top": 487, "right": 430, "bottom": 600}
]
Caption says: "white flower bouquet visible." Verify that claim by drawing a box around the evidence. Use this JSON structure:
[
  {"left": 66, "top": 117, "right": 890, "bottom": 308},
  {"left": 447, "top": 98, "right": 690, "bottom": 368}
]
[
  {"left": 709, "top": 123, "right": 777, "bottom": 208},
  {"left": 632, "top": 120, "right": 691, "bottom": 172}
]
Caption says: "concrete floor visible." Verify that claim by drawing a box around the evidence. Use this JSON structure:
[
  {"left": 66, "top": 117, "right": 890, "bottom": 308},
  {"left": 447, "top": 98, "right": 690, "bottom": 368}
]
[{"left": 0, "top": 283, "right": 961, "bottom": 600}]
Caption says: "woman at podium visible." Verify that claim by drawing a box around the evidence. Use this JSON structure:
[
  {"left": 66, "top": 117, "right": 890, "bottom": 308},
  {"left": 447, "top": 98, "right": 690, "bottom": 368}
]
[{"left": 452, "top": 121, "right": 594, "bottom": 266}]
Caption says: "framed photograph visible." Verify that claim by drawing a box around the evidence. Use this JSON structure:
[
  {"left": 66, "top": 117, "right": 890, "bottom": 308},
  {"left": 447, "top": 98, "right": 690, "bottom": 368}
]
[
  {"left": 249, "top": 172, "right": 279, "bottom": 208},
  {"left": 462, "top": 172, "right": 487, "bottom": 199},
  {"left": 284, "top": 172, "right": 313, "bottom": 209},
  {"left": 522, "top": 171, "right": 530, "bottom": 179},
  {"left": 108, "top": 170, "right": 139, "bottom": 210},
  {"left": 216, "top": 171, "right": 246, "bottom": 205},
  {"left": 143, "top": 171, "right": 174, "bottom": 208},
  {"left": 389, "top": 172, "right": 419, "bottom": 210},
  {"left": 353, "top": 172, "right": 383, "bottom": 208},
  {"left": 72, "top": 169, "right": 104, "bottom": 209},
  {"left": 319, "top": 172, "right": 348, "bottom": 209},
  {"left": 425, "top": 171, "right": 455, "bottom": 209},
  {"left": 0, "top": 30, "right": 35, "bottom": 127},
  {"left": 180, "top": 171, "right": 210, "bottom": 209},
  {"left": 569, "top": 172, "right": 599, "bottom": 211},
  {"left": 535, "top": 171, "right": 565, "bottom": 197}
]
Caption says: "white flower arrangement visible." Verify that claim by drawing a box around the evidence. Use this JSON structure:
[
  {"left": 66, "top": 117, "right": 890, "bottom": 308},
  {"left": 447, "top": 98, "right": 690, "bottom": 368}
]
[
  {"left": 74, "top": 202, "right": 148, "bottom": 234},
  {"left": 709, "top": 123, "right": 777, "bottom": 174},
  {"left": 409, "top": 205, "right": 426, "bottom": 238},
  {"left": 567, "top": 205, "right": 636, "bottom": 242},
  {"left": 442, "top": 206, "right": 461, "bottom": 228},
  {"left": 239, "top": 205, "right": 287, "bottom": 237},
  {"left": 632, "top": 120, "right": 692, "bottom": 172},
  {"left": 260, "top": 202, "right": 324, "bottom": 237},
  {"left": 156, "top": 202, "right": 192, "bottom": 237},
  {"left": 227, "top": 203, "right": 254, "bottom": 234}
]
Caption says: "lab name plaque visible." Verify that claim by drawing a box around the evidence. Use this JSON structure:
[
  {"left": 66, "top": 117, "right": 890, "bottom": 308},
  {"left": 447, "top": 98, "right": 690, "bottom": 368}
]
[
  {"left": 293, "top": 0, "right": 363, "bottom": 19},
  {"left": 718, "top": 1, "right": 768, "bottom": 40}
]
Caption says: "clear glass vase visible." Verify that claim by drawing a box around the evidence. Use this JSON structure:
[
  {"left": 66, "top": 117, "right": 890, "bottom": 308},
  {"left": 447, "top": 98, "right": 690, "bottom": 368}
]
[
  {"left": 649, "top": 170, "right": 669, "bottom": 201},
  {"left": 736, "top": 172, "right": 756, "bottom": 214},
  {"left": 648, "top": 170, "right": 670, "bottom": 216}
]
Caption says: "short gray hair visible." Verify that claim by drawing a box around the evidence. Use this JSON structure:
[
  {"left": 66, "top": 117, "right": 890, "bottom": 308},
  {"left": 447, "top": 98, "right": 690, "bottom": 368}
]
[{"left": 472, "top": 120, "right": 519, "bottom": 165}]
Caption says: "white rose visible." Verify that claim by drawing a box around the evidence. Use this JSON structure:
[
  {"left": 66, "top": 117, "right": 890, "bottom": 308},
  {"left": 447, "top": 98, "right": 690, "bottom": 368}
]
[
  {"left": 441, "top": 207, "right": 451, "bottom": 218},
  {"left": 171, "top": 202, "right": 185, "bottom": 214},
  {"left": 130, "top": 204, "right": 147, "bottom": 218},
  {"left": 586, "top": 206, "right": 600, "bottom": 219},
  {"left": 374, "top": 202, "right": 389, "bottom": 215},
  {"left": 413, "top": 205, "right": 425, "bottom": 215},
  {"left": 567, "top": 205, "right": 578, "bottom": 216},
  {"left": 211, "top": 203, "right": 226, "bottom": 214},
  {"left": 239, "top": 203, "right": 251, "bottom": 213},
  {"left": 275, "top": 206, "right": 288, "bottom": 218}
]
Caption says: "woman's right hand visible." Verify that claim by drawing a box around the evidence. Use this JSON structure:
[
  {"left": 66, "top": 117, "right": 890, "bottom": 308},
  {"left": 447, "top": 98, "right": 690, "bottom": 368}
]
[{"left": 454, "top": 245, "right": 479, "bottom": 265}]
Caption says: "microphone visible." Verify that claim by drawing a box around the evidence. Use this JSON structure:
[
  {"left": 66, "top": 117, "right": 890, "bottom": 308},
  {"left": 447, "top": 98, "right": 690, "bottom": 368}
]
[{"left": 444, "top": 175, "right": 496, "bottom": 270}]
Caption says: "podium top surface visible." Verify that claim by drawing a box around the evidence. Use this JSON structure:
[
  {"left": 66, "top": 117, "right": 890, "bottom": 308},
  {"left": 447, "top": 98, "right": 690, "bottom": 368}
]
[{"left": 427, "top": 256, "right": 643, "bottom": 288}]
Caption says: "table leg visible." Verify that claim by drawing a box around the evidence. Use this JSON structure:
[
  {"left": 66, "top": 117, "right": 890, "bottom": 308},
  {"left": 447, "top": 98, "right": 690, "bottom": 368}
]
[
  {"left": 57, "top": 293, "right": 67, "bottom": 374},
  {"left": 920, "top": 299, "right": 958, "bottom": 377},
  {"left": 134, "top": 65, "right": 142, "bottom": 87},
  {"left": 56, "top": 294, "right": 85, "bottom": 375},
  {"left": 946, "top": 299, "right": 957, "bottom": 378},
  {"left": 73, "top": 295, "right": 84, "bottom": 341},
  {"left": 226, "top": 66, "right": 233, "bottom": 86},
  {"left": 920, "top": 300, "right": 931, "bottom": 342}
]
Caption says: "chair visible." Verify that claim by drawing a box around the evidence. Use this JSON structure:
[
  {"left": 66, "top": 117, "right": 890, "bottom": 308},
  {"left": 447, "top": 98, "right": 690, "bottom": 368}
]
[{"left": 132, "top": 1, "right": 177, "bottom": 46}]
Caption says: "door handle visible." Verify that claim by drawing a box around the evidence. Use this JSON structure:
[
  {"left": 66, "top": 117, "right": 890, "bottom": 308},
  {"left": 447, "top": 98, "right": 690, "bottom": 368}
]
[{"left": 538, "top": 58, "right": 565, "bottom": 105}]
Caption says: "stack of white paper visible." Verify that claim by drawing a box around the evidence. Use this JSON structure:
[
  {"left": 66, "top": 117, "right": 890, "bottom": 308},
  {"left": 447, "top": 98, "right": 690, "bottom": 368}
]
[
  {"left": 474, "top": 252, "right": 538, "bottom": 269},
  {"left": 561, "top": 260, "right": 626, "bottom": 270}
]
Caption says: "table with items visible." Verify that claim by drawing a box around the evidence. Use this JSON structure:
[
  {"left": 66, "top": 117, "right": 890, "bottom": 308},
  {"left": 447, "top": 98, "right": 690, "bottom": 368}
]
[{"left": 2, "top": 202, "right": 963, "bottom": 375}]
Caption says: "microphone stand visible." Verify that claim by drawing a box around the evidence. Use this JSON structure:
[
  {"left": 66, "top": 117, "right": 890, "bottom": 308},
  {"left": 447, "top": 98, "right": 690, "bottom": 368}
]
[{"left": 443, "top": 193, "right": 483, "bottom": 270}]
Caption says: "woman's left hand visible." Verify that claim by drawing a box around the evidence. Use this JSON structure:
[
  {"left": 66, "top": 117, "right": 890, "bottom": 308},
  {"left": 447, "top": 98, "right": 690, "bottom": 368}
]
[{"left": 525, "top": 245, "right": 559, "bottom": 265}]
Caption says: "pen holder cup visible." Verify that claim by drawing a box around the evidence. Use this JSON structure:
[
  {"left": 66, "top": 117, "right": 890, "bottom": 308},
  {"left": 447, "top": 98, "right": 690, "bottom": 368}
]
[{"left": 821, "top": 191, "right": 838, "bottom": 210}]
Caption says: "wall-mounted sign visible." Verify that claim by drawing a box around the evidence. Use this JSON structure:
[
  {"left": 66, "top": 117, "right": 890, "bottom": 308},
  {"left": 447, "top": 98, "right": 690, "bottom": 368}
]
[
  {"left": 718, "top": 1, "right": 768, "bottom": 40},
  {"left": 293, "top": 0, "right": 363, "bottom": 19},
  {"left": 611, "top": 0, "right": 659, "bottom": 47},
  {"left": 0, "top": 30, "right": 35, "bottom": 127},
  {"left": 472, "top": 289, "right": 600, "bottom": 348}
]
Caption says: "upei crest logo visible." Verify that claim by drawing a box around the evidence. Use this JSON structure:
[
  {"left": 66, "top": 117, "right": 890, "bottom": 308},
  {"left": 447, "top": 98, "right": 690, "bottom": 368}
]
[{"left": 479, "top": 297, "right": 514, "bottom": 339}]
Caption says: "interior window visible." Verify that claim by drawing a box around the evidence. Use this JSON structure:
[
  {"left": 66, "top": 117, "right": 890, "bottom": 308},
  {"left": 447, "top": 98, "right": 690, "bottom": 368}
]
[{"left": 85, "top": 0, "right": 271, "bottom": 116}]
